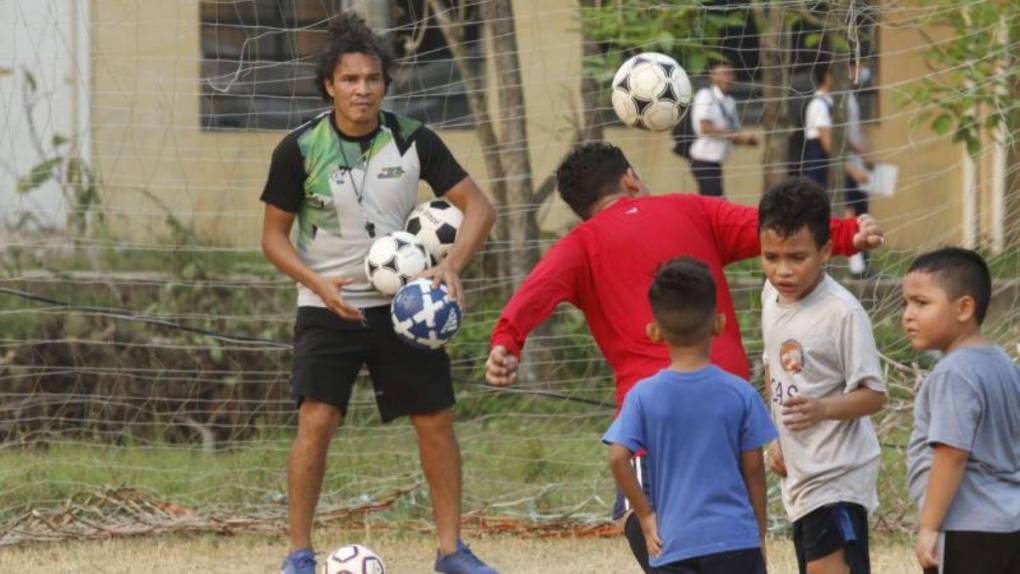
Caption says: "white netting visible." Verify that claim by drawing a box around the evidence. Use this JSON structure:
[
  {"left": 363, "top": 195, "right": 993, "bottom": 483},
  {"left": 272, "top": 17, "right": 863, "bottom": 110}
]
[{"left": 0, "top": 0, "right": 1018, "bottom": 545}]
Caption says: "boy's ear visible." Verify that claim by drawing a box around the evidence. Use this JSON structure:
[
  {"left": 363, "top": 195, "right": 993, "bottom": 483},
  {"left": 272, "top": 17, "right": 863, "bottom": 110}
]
[
  {"left": 622, "top": 168, "right": 643, "bottom": 197},
  {"left": 646, "top": 322, "right": 663, "bottom": 343},
  {"left": 954, "top": 294, "right": 977, "bottom": 324},
  {"left": 712, "top": 313, "right": 726, "bottom": 336},
  {"left": 820, "top": 239, "right": 833, "bottom": 262}
]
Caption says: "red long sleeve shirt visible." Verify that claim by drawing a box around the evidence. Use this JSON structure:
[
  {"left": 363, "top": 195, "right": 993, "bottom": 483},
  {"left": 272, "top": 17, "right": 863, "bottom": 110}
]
[{"left": 490, "top": 194, "right": 860, "bottom": 408}]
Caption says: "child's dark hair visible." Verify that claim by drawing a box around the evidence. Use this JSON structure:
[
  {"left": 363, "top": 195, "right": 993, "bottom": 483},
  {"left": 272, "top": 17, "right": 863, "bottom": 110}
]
[
  {"left": 556, "top": 142, "right": 632, "bottom": 219},
  {"left": 315, "top": 12, "right": 395, "bottom": 102},
  {"left": 648, "top": 257, "right": 717, "bottom": 345},
  {"left": 812, "top": 62, "right": 832, "bottom": 87},
  {"left": 758, "top": 177, "right": 830, "bottom": 247},
  {"left": 908, "top": 247, "right": 992, "bottom": 325}
]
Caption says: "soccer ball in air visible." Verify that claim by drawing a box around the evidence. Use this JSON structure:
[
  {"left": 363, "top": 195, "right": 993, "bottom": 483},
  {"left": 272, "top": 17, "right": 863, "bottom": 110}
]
[
  {"left": 364, "top": 231, "right": 431, "bottom": 296},
  {"left": 391, "top": 278, "right": 462, "bottom": 350},
  {"left": 611, "top": 52, "right": 692, "bottom": 131},
  {"left": 324, "top": 544, "right": 385, "bottom": 574},
  {"left": 404, "top": 199, "right": 463, "bottom": 264}
]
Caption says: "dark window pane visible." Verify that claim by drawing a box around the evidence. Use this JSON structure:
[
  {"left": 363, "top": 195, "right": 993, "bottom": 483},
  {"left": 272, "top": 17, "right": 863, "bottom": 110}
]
[{"left": 199, "top": 0, "right": 476, "bottom": 131}]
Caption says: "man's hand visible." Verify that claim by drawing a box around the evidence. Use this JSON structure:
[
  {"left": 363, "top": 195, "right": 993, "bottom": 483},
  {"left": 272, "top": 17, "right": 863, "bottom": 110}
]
[
  {"left": 639, "top": 511, "right": 663, "bottom": 559},
  {"left": 485, "top": 345, "right": 519, "bottom": 386},
  {"left": 916, "top": 526, "right": 940, "bottom": 569},
  {"left": 767, "top": 441, "right": 787, "bottom": 477},
  {"left": 852, "top": 214, "right": 885, "bottom": 252},
  {"left": 734, "top": 132, "right": 759, "bottom": 146},
  {"left": 312, "top": 276, "right": 364, "bottom": 321},
  {"left": 417, "top": 261, "right": 463, "bottom": 303},
  {"left": 781, "top": 394, "right": 828, "bottom": 432}
]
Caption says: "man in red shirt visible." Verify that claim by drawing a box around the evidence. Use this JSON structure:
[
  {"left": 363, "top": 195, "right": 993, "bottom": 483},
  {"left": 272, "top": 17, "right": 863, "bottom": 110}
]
[{"left": 485, "top": 142, "right": 884, "bottom": 572}]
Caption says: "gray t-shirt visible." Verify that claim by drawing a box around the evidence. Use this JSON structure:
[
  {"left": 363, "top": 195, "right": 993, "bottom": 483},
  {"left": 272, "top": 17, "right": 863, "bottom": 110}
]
[
  {"left": 907, "top": 345, "right": 1020, "bottom": 532},
  {"left": 762, "top": 275, "right": 886, "bottom": 521}
]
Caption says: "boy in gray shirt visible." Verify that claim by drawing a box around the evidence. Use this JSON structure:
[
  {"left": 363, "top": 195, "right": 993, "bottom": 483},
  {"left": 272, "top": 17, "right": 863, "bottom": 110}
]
[
  {"left": 758, "top": 179, "right": 887, "bottom": 574},
  {"left": 903, "top": 247, "right": 1020, "bottom": 574}
]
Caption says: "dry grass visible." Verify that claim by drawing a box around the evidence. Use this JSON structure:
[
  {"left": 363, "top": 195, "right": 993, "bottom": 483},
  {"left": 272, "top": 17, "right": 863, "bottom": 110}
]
[{"left": 0, "top": 528, "right": 918, "bottom": 573}]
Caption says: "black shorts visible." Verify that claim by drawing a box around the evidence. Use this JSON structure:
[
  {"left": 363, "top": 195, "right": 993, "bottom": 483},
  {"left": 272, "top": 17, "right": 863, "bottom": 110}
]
[
  {"left": 924, "top": 529, "right": 1020, "bottom": 574},
  {"left": 690, "top": 160, "right": 724, "bottom": 197},
  {"left": 793, "top": 502, "right": 870, "bottom": 574},
  {"left": 653, "top": 547, "right": 766, "bottom": 574},
  {"left": 843, "top": 174, "right": 869, "bottom": 216},
  {"left": 291, "top": 306, "right": 454, "bottom": 422}
]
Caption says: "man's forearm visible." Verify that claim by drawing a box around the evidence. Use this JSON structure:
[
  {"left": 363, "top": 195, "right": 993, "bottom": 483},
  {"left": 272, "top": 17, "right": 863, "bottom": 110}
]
[
  {"left": 262, "top": 232, "right": 321, "bottom": 291},
  {"left": 444, "top": 192, "right": 495, "bottom": 274}
]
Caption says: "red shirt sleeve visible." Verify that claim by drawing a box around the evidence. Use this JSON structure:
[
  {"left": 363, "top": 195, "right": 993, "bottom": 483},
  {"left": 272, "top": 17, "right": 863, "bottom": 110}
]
[
  {"left": 696, "top": 196, "right": 763, "bottom": 265},
  {"left": 696, "top": 196, "right": 860, "bottom": 263},
  {"left": 828, "top": 216, "right": 860, "bottom": 256},
  {"left": 490, "top": 232, "right": 586, "bottom": 357}
]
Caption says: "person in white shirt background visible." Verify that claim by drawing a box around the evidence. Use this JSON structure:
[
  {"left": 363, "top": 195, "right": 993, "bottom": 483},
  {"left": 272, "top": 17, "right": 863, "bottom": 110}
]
[
  {"left": 688, "top": 61, "right": 758, "bottom": 198},
  {"left": 802, "top": 63, "right": 875, "bottom": 277},
  {"left": 843, "top": 61, "right": 874, "bottom": 276}
]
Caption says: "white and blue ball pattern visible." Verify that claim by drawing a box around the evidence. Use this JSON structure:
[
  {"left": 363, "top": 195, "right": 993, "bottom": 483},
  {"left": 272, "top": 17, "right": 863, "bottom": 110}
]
[
  {"left": 324, "top": 543, "right": 385, "bottom": 574},
  {"left": 391, "top": 278, "right": 462, "bottom": 349}
]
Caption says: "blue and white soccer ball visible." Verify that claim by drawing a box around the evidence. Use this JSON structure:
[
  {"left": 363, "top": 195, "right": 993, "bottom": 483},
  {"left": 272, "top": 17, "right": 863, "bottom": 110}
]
[
  {"left": 391, "top": 278, "right": 462, "bottom": 349},
  {"left": 324, "top": 544, "right": 385, "bottom": 574}
]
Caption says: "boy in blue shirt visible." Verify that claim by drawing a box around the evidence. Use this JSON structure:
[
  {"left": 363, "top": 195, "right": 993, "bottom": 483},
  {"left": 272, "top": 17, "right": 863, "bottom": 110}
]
[
  {"left": 604, "top": 257, "right": 777, "bottom": 573},
  {"left": 903, "top": 248, "right": 1020, "bottom": 573}
]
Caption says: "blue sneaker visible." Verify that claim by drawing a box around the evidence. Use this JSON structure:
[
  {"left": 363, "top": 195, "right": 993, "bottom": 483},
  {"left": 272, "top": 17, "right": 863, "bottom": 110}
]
[
  {"left": 435, "top": 539, "right": 498, "bottom": 574},
  {"left": 280, "top": 548, "right": 316, "bottom": 574}
]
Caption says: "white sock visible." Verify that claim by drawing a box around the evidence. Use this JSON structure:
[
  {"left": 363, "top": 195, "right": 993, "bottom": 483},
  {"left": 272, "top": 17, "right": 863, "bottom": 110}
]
[{"left": 849, "top": 253, "right": 866, "bottom": 274}]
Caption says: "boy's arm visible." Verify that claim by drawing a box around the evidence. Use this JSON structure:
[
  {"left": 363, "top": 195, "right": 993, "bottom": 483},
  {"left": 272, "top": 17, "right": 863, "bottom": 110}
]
[
  {"left": 695, "top": 196, "right": 882, "bottom": 265},
  {"left": 609, "top": 444, "right": 662, "bottom": 558},
  {"left": 916, "top": 444, "right": 969, "bottom": 569},
  {"left": 487, "top": 233, "right": 586, "bottom": 385},
  {"left": 781, "top": 307, "right": 887, "bottom": 431},
  {"left": 740, "top": 448, "right": 769, "bottom": 543},
  {"left": 781, "top": 387, "right": 887, "bottom": 432}
]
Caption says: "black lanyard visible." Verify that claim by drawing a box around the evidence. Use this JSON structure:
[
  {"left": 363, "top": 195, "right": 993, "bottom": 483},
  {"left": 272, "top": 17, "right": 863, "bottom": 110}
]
[{"left": 338, "top": 132, "right": 379, "bottom": 238}]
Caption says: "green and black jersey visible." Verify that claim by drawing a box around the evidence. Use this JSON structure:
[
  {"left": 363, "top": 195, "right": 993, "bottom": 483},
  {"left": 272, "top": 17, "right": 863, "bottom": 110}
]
[{"left": 261, "top": 110, "right": 467, "bottom": 309}]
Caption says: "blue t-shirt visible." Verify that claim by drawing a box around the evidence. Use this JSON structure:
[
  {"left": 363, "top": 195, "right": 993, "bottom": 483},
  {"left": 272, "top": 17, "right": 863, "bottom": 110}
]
[{"left": 602, "top": 366, "right": 777, "bottom": 566}]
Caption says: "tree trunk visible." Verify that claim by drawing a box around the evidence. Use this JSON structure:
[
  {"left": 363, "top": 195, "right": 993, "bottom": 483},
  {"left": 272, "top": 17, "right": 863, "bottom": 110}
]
[
  {"left": 827, "top": 6, "right": 850, "bottom": 213},
  {"left": 752, "top": 0, "right": 791, "bottom": 190},
  {"left": 579, "top": 0, "right": 606, "bottom": 144},
  {"left": 427, "top": 0, "right": 509, "bottom": 282},
  {"left": 484, "top": 0, "right": 540, "bottom": 282},
  {"left": 1006, "top": 15, "right": 1020, "bottom": 247}
]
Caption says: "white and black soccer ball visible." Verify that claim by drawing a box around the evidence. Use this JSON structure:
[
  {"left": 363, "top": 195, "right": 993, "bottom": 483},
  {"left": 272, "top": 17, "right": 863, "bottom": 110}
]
[
  {"left": 324, "top": 544, "right": 385, "bottom": 574},
  {"left": 391, "top": 278, "right": 462, "bottom": 350},
  {"left": 611, "top": 52, "right": 692, "bottom": 131},
  {"left": 404, "top": 199, "right": 463, "bottom": 264},
  {"left": 364, "top": 231, "right": 431, "bottom": 296}
]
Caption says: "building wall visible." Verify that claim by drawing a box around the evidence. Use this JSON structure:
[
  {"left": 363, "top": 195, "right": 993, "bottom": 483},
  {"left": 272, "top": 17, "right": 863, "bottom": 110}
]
[
  {"left": 1, "top": 0, "right": 90, "bottom": 231},
  {"left": 89, "top": 0, "right": 973, "bottom": 250}
]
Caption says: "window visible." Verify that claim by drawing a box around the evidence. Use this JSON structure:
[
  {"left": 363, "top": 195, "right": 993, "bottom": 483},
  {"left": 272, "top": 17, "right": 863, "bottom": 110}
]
[
  {"left": 387, "top": 1, "right": 480, "bottom": 128},
  {"left": 199, "top": 0, "right": 477, "bottom": 131}
]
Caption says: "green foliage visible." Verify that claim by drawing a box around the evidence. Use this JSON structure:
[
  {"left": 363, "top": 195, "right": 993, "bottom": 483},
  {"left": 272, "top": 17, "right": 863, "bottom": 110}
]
[
  {"left": 579, "top": 0, "right": 747, "bottom": 91},
  {"left": 12, "top": 69, "right": 101, "bottom": 236},
  {"left": 909, "top": 0, "right": 1018, "bottom": 157}
]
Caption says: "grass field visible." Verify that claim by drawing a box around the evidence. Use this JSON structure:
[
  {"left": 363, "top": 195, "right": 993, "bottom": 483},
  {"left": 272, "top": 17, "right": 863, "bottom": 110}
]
[{"left": 0, "top": 528, "right": 919, "bottom": 574}]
